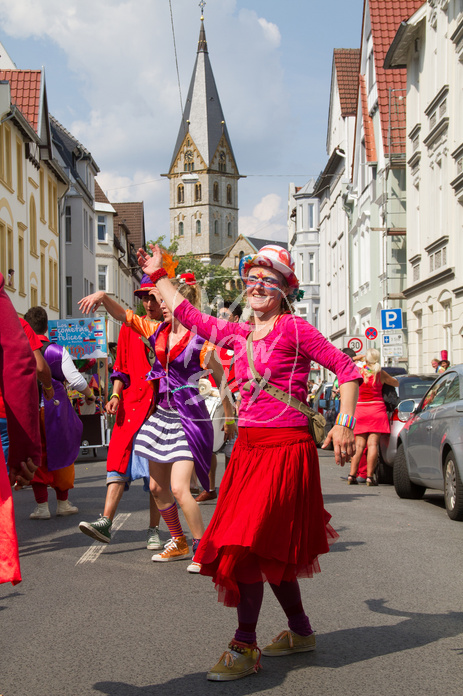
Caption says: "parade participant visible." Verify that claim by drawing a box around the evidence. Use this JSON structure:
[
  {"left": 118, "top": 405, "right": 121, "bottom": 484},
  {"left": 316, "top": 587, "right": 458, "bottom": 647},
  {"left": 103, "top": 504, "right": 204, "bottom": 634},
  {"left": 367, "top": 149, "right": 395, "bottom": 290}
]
[
  {"left": 347, "top": 348, "right": 399, "bottom": 486},
  {"left": 79, "top": 276, "right": 164, "bottom": 548},
  {"left": 196, "top": 300, "right": 243, "bottom": 503},
  {"left": 135, "top": 243, "right": 361, "bottom": 681},
  {"left": 79, "top": 271, "right": 236, "bottom": 573},
  {"left": 24, "top": 307, "right": 95, "bottom": 520},
  {"left": 0, "top": 274, "right": 41, "bottom": 585}
]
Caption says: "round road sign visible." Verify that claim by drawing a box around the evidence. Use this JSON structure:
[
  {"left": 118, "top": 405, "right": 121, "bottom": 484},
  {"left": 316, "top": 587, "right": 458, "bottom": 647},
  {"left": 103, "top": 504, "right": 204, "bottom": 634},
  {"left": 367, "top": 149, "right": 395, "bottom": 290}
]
[
  {"left": 365, "top": 327, "right": 378, "bottom": 340},
  {"left": 347, "top": 337, "right": 364, "bottom": 353}
]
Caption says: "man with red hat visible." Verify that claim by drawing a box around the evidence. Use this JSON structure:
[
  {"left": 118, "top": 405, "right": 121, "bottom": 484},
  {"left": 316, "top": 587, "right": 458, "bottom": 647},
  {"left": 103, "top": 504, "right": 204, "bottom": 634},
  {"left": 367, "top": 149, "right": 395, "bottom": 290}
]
[{"left": 79, "top": 275, "right": 164, "bottom": 547}]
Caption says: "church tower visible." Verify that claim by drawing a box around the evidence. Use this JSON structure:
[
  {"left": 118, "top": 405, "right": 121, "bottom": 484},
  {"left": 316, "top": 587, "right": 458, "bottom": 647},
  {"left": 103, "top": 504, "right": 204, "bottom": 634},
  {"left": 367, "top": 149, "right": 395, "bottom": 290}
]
[{"left": 166, "top": 18, "right": 243, "bottom": 264}]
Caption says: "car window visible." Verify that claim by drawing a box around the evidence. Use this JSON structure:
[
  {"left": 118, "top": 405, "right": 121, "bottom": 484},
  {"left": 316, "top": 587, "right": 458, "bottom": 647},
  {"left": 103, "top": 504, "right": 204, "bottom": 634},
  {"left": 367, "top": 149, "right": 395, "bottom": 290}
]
[
  {"left": 444, "top": 376, "right": 460, "bottom": 404},
  {"left": 399, "top": 379, "right": 435, "bottom": 400},
  {"left": 421, "top": 373, "right": 455, "bottom": 412}
]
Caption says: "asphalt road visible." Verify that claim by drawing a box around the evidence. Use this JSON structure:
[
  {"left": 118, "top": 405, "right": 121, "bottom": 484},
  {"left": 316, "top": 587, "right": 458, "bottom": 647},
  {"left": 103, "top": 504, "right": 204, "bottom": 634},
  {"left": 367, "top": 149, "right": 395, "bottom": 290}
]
[{"left": 1, "top": 449, "right": 462, "bottom": 696}]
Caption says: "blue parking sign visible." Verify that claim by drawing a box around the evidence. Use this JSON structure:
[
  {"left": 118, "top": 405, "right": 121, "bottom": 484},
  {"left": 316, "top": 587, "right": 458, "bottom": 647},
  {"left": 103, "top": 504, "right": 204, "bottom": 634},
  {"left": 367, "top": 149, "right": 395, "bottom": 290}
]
[{"left": 381, "top": 309, "right": 403, "bottom": 331}]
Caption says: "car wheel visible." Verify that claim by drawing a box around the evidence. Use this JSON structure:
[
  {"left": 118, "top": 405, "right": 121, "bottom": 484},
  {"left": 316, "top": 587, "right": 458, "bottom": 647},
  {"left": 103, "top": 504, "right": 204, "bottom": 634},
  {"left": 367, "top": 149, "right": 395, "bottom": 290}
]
[
  {"left": 376, "top": 451, "right": 393, "bottom": 485},
  {"left": 393, "top": 443, "right": 426, "bottom": 499},
  {"left": 443, "top": 452, "right": 463, "bottom": 521}
]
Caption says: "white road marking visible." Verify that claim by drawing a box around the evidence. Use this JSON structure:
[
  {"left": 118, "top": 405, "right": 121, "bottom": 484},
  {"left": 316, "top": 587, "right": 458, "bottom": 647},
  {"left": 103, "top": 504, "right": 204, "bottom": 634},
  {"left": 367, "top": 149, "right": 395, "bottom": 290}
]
[{"left": 76, "top": 513, "right": 131, "bottom": 565}]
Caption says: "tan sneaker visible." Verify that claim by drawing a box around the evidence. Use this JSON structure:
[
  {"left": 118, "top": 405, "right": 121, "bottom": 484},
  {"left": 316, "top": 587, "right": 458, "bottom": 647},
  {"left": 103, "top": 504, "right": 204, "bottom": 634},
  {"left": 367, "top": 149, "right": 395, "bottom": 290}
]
[
  {"left": 207, "top": 641, "right": 262, "bottom": 681},
  {"left": 151, "top": 535, "right": 190, "bottom": 562},
  {"left": 29, "top": 503, "right": 51, "bottom": 520},
  {"left": 262, "top": 630, "right": 316, "bottom": 656},
  {"left": 56, "top": 499, "right": 78, "bottom": 516}
]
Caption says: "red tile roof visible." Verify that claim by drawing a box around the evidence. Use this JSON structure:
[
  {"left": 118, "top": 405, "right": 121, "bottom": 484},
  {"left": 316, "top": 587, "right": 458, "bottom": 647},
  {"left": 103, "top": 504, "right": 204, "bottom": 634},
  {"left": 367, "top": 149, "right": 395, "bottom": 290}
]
[
  {"left": 359, "top": 74, "right": 378, "bottom": 162},
  {"left": 334, "top": 49, "right": 360, "bottom": 117},
  {"left": 0, "top": 69, "right": 41, "bottom": 132},
  {"left": 369, "top": 0, "right": 424, "bottom": 156},
  {"left": 94, "top": 180, "right": 111, "bottom": 205},
  {"left": 112, "top": 202, "right": 145, "bottom": 251}
]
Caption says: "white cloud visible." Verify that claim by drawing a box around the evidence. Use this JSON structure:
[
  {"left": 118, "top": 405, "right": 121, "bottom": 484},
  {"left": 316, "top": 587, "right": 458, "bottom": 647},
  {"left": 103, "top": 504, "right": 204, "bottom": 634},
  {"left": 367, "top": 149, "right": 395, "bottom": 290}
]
[
  {"left": 257, "top": 17, "right": 281, "bottom": 47},
  {"left": 239, "top": 194, "right": 287, "bottom": 243}
]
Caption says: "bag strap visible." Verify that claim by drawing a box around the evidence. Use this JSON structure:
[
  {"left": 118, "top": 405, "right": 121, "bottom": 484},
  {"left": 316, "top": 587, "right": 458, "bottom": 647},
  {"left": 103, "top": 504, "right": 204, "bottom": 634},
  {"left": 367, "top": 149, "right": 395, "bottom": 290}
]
[
  {"left": 244, "top": 332, "right": 313, "bottom": 417},
  {"left": 140, "top": 336, "right": 156, "bottom": 366}
]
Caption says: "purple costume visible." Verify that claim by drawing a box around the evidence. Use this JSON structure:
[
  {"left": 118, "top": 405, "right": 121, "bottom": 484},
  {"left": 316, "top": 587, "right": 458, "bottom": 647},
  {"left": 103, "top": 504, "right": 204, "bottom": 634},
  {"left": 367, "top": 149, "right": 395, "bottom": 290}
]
[{"left": 42, "top": 343, "right": 83, "bottom": 471}]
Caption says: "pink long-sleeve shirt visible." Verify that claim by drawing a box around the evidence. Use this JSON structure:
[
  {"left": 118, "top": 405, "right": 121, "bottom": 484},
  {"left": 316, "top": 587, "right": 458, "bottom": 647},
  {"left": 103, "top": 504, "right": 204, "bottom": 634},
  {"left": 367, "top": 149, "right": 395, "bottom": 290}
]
[{"left": 174, "top": 300, "right": 362, "bottom": 428}]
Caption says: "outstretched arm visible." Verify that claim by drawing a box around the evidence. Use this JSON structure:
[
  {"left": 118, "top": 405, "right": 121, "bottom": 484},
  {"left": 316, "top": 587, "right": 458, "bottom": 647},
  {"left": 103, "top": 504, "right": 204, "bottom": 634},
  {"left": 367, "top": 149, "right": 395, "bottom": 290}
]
[{"left": 78, "top": 291, "right": 126, "bottom": 323}]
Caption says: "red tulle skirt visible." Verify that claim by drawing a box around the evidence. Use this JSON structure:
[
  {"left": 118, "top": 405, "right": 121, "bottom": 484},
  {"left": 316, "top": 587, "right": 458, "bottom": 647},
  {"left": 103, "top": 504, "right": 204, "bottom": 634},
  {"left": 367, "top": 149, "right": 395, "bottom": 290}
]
[{"left": 195, "top": 426, "right": 338, "bottom": 607}]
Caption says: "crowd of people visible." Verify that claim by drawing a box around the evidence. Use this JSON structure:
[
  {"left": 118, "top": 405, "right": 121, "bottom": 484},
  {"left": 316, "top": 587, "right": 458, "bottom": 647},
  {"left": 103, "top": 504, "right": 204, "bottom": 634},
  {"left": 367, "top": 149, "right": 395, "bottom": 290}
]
[{"left": 1, "top": 244, "right": 366, "bottom": 682}]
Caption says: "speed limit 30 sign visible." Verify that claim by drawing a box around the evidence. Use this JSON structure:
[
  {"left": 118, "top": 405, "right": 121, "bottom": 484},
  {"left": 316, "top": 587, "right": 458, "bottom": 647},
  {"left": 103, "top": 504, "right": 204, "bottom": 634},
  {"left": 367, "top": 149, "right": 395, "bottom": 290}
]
[{"left": 347, "top": 337, "right": 365, "bottom": 354}]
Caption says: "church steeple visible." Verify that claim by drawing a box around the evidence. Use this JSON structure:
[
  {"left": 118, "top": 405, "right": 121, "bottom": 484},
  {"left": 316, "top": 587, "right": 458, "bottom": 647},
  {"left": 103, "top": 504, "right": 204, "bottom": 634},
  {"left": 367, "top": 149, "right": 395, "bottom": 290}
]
[{"left": 166, "top": 17, "right": 243, "bottom": 264}]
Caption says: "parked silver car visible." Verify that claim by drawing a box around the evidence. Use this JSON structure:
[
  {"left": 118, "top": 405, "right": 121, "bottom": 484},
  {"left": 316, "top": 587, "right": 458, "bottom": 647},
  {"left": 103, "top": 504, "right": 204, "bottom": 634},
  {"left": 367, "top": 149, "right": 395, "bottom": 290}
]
[
  {"left": 393, "top": 365, "right": 463, "bottom": 521},
  {"left": 377, "top": 374, "right": 437, "bottom": 483}
]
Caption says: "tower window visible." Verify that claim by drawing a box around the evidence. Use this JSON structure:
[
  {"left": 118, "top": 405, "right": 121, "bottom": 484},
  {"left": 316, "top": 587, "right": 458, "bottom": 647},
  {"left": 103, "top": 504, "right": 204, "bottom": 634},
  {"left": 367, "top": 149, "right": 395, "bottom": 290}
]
[
  {"left": 177, "top": 184, "right": 184, "bottom": 204},
  {"left": 213, "top": 182, "right": 219, "bottom": 202},
  {"left": 195, "top": 183, "right": 202, "bottom": 202},
  {"left": 227, "top": 185, "right": 232, "bottom": 205},
  {"left": 178, "top": 221, "right": 184, "bottom": 237},
  {"left": 196, "top": 220, "right": 201, "bottom": 235},
  {"left": 214, "top": 220, "right": 219, "bottom": 235},
  {"left": 227, "top": 222, "right": 232, "bottom": 237}
]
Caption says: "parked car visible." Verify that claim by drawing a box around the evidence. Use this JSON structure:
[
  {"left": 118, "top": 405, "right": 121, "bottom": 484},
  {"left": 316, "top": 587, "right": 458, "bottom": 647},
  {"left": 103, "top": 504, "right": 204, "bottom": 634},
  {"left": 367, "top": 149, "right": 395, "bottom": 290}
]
[
  {"left": 392, "top": 365, "right": 463, "bottom": 521},
  {"left": 312, "top": 381, "right": 335, "bottom": 446},
  {"left": 377, "top": 374, "right": 437, "bottom": 483}
]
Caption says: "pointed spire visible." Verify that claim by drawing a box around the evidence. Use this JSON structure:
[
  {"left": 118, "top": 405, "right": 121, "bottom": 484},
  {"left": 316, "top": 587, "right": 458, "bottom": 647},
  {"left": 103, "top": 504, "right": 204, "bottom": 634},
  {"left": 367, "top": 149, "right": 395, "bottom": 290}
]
[{"left": 198, "top": 19, "right": 208, "bottom": 53}]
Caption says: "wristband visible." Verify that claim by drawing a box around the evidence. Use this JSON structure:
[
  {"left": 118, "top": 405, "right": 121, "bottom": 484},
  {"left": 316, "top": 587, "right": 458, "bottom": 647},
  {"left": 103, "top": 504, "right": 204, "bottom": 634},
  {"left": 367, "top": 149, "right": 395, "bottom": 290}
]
[
  {"left": 149, "top": 268, "right": 168, "bottom": 284},
  {"left": 335, "top": 413, "right": 356, "bottom": 430},
  {"left": 225, "top": 419, "right": 236, "bottom": 425},
  {"left": 111, "top": 393, "right": 121, "bottom": 400},
  {"left": 43, "top": 385, "right": 53, "bottom": 391}
]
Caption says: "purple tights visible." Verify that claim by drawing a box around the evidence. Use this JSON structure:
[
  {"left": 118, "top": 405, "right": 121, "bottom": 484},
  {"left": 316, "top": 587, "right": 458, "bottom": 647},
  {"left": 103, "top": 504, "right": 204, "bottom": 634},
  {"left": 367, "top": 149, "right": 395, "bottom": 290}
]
[{"left": 233, "top": 580, "right": 312, "bottom": 645}]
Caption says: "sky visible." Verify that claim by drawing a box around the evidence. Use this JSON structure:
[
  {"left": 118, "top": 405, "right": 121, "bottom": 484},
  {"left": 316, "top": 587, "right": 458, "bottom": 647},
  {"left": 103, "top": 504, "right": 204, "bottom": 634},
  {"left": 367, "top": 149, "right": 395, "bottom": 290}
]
[{"left": 0, "top": 0, "right": 364, "bottom": 244}]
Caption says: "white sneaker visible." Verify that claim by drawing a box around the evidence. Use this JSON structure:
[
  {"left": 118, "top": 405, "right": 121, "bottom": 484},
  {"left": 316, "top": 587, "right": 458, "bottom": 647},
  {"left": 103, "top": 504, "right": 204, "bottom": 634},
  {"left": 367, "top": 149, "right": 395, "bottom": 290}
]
[
  {"left": 30, "top": 503, "right": 51, "bottom": 520},
  {"left": 146, "top": 526, "right": 163, "bottom": 550},
  {"left": 187, "top": 560, "right": 201, "bottom": 573},
  {"left": 56, "top": 500, "right": 78, "bottom": 516}
]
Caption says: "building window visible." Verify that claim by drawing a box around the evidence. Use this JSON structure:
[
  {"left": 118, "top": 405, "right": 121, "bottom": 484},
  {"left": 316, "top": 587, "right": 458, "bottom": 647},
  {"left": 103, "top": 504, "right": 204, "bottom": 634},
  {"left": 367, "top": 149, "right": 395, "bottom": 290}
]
[
  {"left": 7, "top": 226, "right": 13, "bottom": 283},
  {"left": 30, "top": 197, "right": 37, "bottom": 255},
  {"left": 213, "top": 182, "right": 219, "bottom": 202},
  {"left": 66, "top": 277, "right": 72, "bottom": 315},
  {"left": 0, "top": 221, "right": 5, "bottom": 278},
  {"left": 89, "top": 216, "right": 94, "bottom": 253},
  {"left": 31, "top": 285, "right": 38, "bottom": 307},
  {"left": 98, "top": 265, "right": 108, "bottom": 291},
  {"left": 48, "top": 179, "right": 58, "bottom": 232},
  {"left": 83, "top": 210, "right": 89, "bottom": 248},
  {"left": 177, "top": 184, "right": 184, "bottom": 204},
  {"left": 97, "top": 215, "right": 107, "bottom": 242},
  {"left": 235, "top": 255, "right": 239, "bottom": 268},
  {"left": 308, "top": 204, "right": 314, "bottom": 229},
  {"left": 16, "top": 139, "right": 24, "bottom": 201},
  {"left": 65, "top": 206, "right": 72, "bottom": 243},
  {"left": 214, "top": 220, "right": 219, "bottom": 235},
  {"left": 18, "top": 229, "right": 25, "bottom": 293},
  {"left": 196, "top": 219, "right": 201, "bottom": 235},
  {"left": 40, "top": 247, "right": 46, "bottom": 305},
  {"left": 239, "top": 250, "right": 245, "bottom": 261},
  {"left": 308, "top": 253, "right": 315, "bottom": 283},
  {"left": 178, "top": 221, "right": 184, "bottom": 237},
  {"left": 314, "top": 306, "right": 319, "bottom": 329},
  {"left": 195, "top": 182, "right": 202, "bottom": 202},
  {"left": 2, "top": 124, "right": 12, "bottom": 188},
  {"left": 227, "top": 222, "right": 232, "bottom": 237},
  {"left": 299, "top": 253, "right": 305, "bottom": 282},
  {"left": 84, "top": 278, "right": 89, "bottom": 296},
  {"left": 226, "top": 185, "right": 232, "bottom": 205}
]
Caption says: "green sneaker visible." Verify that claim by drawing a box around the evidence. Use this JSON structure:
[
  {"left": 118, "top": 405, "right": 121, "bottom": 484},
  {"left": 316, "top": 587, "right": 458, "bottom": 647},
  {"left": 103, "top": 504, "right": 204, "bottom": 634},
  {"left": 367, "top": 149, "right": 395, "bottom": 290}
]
[
  {"left": 146, "top": 526, "right": 163, "bottom": 550},
  {"left": 261, "top": 630, "right": 316, "bottom": 656},
  {"left": 207, "top": 641, "right": 262, "bottom": 681},
  {"left": 79, "top": 516, "right": 112, "bottom": 543}
]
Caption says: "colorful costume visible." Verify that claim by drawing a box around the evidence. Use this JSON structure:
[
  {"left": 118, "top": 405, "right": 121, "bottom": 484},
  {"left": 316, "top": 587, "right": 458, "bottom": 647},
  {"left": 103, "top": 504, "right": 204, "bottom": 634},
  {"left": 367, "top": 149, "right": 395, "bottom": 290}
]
[
  {"left": 173, "top": 299, "right": 362, "bottom": 606},
  {"left": 32, "top": 339, "right": 87, "bottom": 498},
  {"left": 0, "top": 274, "right": 41, "bottom": 584},
  {"left": 125, "top": 312, "right": 214, "bottom": 491},
  {"left": 107, "top": 320, "right": 159, "bottom": 477}
]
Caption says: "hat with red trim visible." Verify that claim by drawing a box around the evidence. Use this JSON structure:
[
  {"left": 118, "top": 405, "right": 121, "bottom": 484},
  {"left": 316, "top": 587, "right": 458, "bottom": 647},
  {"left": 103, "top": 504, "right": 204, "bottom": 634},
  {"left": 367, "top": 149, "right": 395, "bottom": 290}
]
[
  {"left": 177, "top": 272, "right": 196, "bottom": 286},
  {"left": 134, "top": 274, "right": 158, "bottom": 297},
  {"left": 239, "top": 245, "right": 300, "bottom": 300}
]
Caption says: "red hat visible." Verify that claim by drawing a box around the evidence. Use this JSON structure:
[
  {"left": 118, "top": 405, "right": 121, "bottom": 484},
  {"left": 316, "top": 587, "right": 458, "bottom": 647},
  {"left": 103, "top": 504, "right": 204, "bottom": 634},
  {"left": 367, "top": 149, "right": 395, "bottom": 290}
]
[
  {"left": 441, "top": 350, "right": 448, "bottom": 361},
  {"left": 178, "top": 272, "right": 196, "bottom": 286}
]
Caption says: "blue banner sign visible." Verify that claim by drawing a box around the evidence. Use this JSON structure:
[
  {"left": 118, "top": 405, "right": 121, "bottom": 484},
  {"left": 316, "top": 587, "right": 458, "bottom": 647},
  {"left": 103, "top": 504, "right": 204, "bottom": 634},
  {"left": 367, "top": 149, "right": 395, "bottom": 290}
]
[{"left": 48, "top": 317, "right": 108, "bottom": 359}]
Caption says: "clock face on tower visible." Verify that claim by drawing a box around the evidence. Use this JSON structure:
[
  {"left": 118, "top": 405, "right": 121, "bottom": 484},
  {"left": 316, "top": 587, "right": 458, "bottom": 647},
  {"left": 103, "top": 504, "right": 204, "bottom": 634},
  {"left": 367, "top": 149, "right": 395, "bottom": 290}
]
[
  {"left": 185, "top": 150, "right": 194, "bottom": 162},
  {"left": 219, "top": 151, "right": 226, "bottom": 161}
]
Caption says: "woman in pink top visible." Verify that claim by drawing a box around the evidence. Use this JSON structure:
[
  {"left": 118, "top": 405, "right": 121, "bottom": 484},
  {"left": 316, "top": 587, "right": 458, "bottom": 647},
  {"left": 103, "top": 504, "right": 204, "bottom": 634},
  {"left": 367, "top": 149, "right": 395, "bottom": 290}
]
[
  {"left": 347, "top": 348, "right": 399, "bottom": 486},
  {"left": 138, "top": 243, "right": 362, "bottom": 681}
]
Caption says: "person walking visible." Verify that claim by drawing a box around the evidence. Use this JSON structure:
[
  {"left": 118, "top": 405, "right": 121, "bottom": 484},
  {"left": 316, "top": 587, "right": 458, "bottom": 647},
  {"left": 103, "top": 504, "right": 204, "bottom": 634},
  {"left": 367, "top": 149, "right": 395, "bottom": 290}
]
[
  {"left": 78, "top": 272, "right": 236, "bottom": 573},
  {"left": 79, "top": 276, "right": 164, "bottom": 548},
  {"left": 24, "top": 307, "right": 95, "bottom": 519},
  {"left": 347, "top": 348, "right": 399, "bottom": 486},
  {"left": 135, "top": 242, "right": 361, "bottom": 681}
]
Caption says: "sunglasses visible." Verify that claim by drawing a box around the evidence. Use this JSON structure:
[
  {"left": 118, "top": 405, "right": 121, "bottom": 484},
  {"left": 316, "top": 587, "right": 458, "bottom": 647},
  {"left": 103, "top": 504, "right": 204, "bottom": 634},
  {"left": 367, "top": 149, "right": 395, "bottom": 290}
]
[{"left": 245, "top": 275, "right": 281, "bottom": 289}]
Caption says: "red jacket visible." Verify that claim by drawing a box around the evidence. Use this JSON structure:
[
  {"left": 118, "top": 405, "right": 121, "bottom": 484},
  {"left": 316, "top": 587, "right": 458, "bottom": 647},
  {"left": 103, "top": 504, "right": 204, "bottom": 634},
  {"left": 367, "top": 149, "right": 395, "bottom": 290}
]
[
  {"left": 0, "top": 274, "right": 41, "bottom": 584},
  {"left": 107, "top": 320, "right": 159, "bottom": 473}
]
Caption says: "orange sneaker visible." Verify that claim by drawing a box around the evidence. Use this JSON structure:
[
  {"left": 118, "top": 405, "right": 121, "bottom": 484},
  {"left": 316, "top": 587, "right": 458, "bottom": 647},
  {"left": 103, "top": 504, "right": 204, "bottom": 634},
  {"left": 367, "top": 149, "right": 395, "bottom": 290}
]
[{"left": 151, "top": 535, "right": 190, "bottom": 562}]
